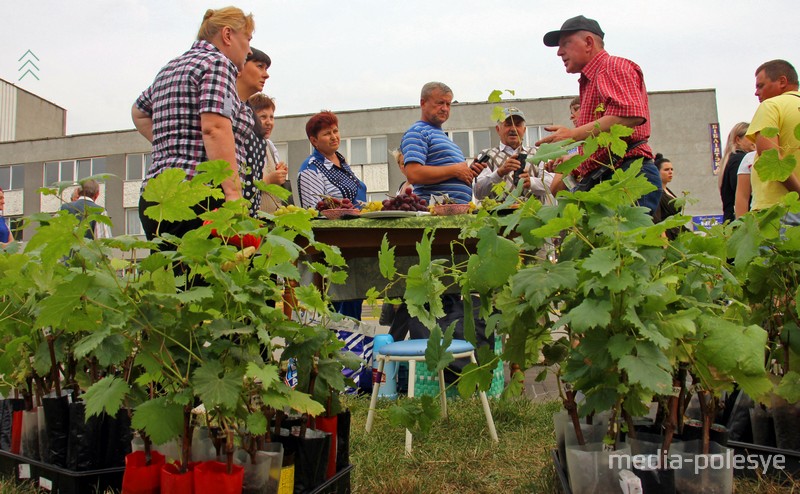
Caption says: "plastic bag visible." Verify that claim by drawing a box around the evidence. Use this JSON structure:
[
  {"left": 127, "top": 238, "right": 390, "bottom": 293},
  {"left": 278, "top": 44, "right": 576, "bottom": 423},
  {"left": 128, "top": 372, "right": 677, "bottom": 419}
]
[
  {"left": 0, "top": 398, "right": 25, "bottom": 451},
  {"left": 37, "top": 406, "right": 50, "bottom": 463},
  {"left": 314, "top": 416, "right": 337, "bottom": 479},
  {"left": 102, "top": 408, "right": 133, "bottom": 468},
  {"left": 67, "top": 401, "right": 105, "bottom": 470},
  {"left": 292, "top": 428, "right": 330, "bottom": 493},
  {"left": 335, "top": 410, "right": 351, "bottom": 472},
  {"left": 235, "top": 449, "right": 272, "bottom": 494},
  {"left": 20, "top": 409, "right": 39, "bottom": 460},
  {"left": 122, "top": 450, "right": 166, "bottom": 494},
  {"left": 260, "top": 442, "right": 284, "bottom": 494},
  {"left": 193, "top": 460, "right": 245, "bottom": 494},
  {"left": 42, "top": 394, "right": 71, "bottom": 467}
]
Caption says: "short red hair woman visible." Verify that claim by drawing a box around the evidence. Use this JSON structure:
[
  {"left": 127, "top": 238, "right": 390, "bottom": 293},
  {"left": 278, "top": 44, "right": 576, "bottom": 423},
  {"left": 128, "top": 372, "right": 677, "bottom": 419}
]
[{"left": 297, "top": 111, "right": 367, "bottom": 209}]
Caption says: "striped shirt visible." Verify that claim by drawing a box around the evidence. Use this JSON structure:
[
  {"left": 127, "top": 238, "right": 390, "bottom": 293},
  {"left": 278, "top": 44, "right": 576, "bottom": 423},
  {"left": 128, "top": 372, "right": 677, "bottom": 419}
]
[
  {"left": 401, "top": 121, "right": 471, "bottom": 204},
  {"left": 576, "top": 50, "right": 653, "bottom": 176},
  {"left": 135, "top": 40, "right": 251, "bottom": 190},
  {"left": 297, "top": 148, "right": 367, "bottom": 209}
]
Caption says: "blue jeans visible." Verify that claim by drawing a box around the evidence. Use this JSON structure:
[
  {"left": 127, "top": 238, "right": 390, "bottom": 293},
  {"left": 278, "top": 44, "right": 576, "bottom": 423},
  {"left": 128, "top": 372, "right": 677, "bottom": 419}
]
[{"left": 619, "top": 158, "right": 662, "bottom": 216}]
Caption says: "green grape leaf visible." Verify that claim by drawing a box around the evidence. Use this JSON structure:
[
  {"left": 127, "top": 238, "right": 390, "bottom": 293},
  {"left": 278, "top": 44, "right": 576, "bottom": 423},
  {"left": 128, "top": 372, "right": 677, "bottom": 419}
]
[
  {"left": 728, "top": 214, "right": 764, "bottom": 269},
  {"left": 83, "top": 376, "right": 129, "bottom": 418},
  {"left": 132, "top": 397, "right": 184, "bottom": 445},
  {"left": 760, "top": 127, "right": 779, "bottom": 138},
  {"left": 618, "top": 342, "right": 673, "bottom": 394},
  {"left": 246, "top": 412, "right": 268, "bottom": 436},
  {"left": 293, "top": 285, "right": 327, "bottom": 314},
  {"left": 529, "top": 140, "right": 580, "bottom": 165},
  {"left": 73, "top": 327, "right": 111, "bottom": 360},
  {"left": 424, "top": 322, "right": 456, "bottom": 374},
  {"left": 697, "top": 318, "right": 767, "bottom": 377},
  {"left": 500, "top": 369, "right": 525, "bottom": 399},
  {"left": 379, "top": 234, "right": 397, "bottom": 280},
  {"left": 754, "top": 148, "right": 797, "bottom": 182},
  {"left": 607, "top": 334, "right": 635, "bottom": 360},
  {"left": 491, "top": 106, "right": 506, "bottom": 123},
  {"left": 35, "top": 274, "right": 91, "bottom": 328},
  {"left": 287, "top": 389, "right": 325, "bottom": 416},
  {"left": 457, "top": 362, "right": 492, "bottom": 398},
  {"left": 193, "top": 361, "right": 244, "bottom": 411},
  {"left": 466, "top": 227, "right": 519, "bottom": 292},
  {"left": 777, "top": 371, "right": 800, "bottom": 403},
  {"left": 246, "top": 362, "right": 281, "bottom": 388},
  {"left": 511, "top": 261, "right": 579, "bottom": 309},
  {"left": 388, "top": 395, "right": 439, "bottom": 434},
  {"left": 141, "top": 168, "right": 213, "bottom": 222},
  {"left": 488, "top": 90, "right": 503, "bottom": 103},
  {"left": 564, "top": 299, "right": 613, "bottom": 332},
  {"left": 582, "top": 247, "right": 619, "bottom": 276}
]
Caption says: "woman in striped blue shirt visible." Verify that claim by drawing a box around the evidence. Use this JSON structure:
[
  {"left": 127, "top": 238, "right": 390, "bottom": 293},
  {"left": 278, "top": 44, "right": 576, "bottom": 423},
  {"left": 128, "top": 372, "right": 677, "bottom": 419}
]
[{"left": 297, "top": 111, "right": 367, "bottom": 209}]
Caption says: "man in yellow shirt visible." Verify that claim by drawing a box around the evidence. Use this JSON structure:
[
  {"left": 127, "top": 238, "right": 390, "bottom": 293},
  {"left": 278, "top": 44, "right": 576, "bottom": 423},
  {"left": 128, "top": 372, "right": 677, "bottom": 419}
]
[{"left": 746, "top": 59, "right": 800, "bottom": 225}]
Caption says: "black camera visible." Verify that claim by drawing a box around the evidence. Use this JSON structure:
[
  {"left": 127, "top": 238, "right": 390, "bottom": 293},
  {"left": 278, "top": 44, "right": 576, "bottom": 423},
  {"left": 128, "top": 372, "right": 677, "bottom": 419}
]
[
  {"left": 470, "top": 153, "right": 491, "bottom": 172},
  {"left": 512, "top": 153, "right": 527, "bottom": 183}
]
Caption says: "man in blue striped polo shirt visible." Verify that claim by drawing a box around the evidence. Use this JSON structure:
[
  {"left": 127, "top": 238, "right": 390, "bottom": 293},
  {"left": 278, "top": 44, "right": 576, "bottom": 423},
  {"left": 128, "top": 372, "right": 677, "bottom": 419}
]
[{"left": 401, "top": 82, "right": 478, "bottom": 204}]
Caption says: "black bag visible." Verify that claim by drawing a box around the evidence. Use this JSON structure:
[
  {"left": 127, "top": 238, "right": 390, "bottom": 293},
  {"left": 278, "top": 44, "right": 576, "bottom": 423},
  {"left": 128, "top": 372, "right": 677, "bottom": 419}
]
[
  {"left": 67, "top": 401, "right": 105, "bottom": 470},
  {"left": 0, "top": 398, "right": 25, "bottom": 451},
  {"left": 42, "top": 394, "right": 71, "bottom": 467},
  {"left": 101, "top": 408, "right": 133, "bottom": 468},
  {"left": 335, "top": 410, "right": 350, "bottom": 471}
]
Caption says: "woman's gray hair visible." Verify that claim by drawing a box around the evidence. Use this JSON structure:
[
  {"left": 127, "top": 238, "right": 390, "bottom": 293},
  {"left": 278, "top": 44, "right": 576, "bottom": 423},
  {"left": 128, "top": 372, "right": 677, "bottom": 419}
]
[{"left": 421, "top": 81, "right": 452, "bottom": 100}]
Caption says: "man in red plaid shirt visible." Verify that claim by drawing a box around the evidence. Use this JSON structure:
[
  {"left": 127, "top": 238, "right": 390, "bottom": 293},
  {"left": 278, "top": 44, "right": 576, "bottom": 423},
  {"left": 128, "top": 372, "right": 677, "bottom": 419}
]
[{"left": 538, "top": 15, "right": 662, "bottom": 216}]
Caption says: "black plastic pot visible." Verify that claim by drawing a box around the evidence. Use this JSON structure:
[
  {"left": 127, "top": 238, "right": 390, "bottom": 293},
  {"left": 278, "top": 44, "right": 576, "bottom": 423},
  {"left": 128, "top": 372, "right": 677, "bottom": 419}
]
[
  {"left": 632, "top": 459, "right": 675, "bottom": 494},
  {"left": 771, "top": 403, "right": 800, "bottom": 451}
]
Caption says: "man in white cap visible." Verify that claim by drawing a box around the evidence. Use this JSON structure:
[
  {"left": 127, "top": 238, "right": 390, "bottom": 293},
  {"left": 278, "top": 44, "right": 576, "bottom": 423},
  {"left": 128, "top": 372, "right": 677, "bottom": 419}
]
[
  {"left": 537, "top": 15, "right": 662, "bottom": 215},
  {"left": 473, "top": 107, "right": 554, "bottom": 203}
]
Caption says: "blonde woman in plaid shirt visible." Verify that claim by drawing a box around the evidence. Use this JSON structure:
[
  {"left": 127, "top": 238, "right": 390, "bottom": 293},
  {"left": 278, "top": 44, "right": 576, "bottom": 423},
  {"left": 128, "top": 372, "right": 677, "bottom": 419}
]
[{"left": 132, "top": 6, "right": 255, "bottom": 240}]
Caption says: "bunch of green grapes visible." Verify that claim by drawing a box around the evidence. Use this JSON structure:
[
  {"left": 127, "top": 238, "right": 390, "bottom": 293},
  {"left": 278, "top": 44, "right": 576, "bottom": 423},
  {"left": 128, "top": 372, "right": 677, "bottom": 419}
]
[
  {"left": 361, "top": 201, "right": 384, "bottom": 212},
  {"left": 274, "top": 204, "right": 315, "bottom": 216},
  {"left": 480, "top": 198, "right": 500, "bottom": 211}
]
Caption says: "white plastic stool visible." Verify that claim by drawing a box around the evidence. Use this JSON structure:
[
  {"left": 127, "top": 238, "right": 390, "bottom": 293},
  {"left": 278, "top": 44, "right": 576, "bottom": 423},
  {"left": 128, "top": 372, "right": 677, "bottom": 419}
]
[{"left": 364, "top": 338, "right": 499, "bottom": 455}]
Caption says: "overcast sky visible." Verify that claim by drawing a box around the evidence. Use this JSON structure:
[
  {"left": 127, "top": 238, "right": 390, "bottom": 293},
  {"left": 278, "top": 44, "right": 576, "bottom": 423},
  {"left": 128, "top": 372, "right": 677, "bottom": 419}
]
[{"left": 2, "top": 0, "right": 798, "bottom": 142}]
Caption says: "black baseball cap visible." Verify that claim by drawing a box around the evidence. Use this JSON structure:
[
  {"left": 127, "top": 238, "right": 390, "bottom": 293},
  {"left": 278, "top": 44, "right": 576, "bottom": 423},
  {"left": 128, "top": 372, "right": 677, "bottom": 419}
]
[{"left": 543, "top": 15, "right": 605, "bottom": 47}]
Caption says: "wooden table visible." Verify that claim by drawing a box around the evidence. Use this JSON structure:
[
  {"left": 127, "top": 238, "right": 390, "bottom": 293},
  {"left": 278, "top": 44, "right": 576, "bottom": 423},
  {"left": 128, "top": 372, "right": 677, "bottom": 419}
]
[{"left": 292, "top": 214, "right": 480, "bottom": 301}]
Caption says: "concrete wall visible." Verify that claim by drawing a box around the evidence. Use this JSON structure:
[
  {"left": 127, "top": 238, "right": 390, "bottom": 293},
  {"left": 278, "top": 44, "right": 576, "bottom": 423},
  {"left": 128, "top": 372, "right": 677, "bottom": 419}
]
[{"left": 15, "top": 89, "right": 66, "bottom": 141}]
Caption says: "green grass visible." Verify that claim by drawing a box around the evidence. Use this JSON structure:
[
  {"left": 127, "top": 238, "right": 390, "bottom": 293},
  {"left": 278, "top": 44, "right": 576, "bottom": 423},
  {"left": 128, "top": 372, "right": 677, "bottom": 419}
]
[
  {"left": 345, "top": 394, "right": 800, "bottom": 494},
  {"left": 346, "top": 394, "right": 563, "bottom": 494}
]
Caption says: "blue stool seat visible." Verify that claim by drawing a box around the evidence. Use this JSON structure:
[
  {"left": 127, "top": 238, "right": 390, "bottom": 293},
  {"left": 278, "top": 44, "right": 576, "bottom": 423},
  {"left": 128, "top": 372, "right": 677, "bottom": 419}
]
[
  {"left": 378, "top": 339, "right": 474, "bottom": 357},
  {"left": 366, "top": 337, "right": 498, "bottom": 454}
]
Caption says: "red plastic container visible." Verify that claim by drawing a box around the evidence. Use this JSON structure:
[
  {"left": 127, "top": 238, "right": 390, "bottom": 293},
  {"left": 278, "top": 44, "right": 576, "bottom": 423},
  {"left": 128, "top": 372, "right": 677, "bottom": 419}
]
[
  {"left": 314, "top": 416, "right": 338, "bottom": 479},
  {"left": 161, "top": 461, "right": 196, "bottom": 494},
  {"left": 122, "top": 450, "right": 165, "bottom": 494},
  {"left": 193, "top": 460, "right": 244, "bottom": 494}
]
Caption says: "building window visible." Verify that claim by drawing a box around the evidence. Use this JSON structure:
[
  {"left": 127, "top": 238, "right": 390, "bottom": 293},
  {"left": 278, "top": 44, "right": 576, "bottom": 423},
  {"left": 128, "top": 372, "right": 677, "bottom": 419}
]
[
  {"left": 6, "top": 217, "right": 23, "bottom": 242},
  {"left": 43, "top": 157, "right": 106, "bottom": 186},
  {"left": 448, "top": 129, "right": 491, "bottom": 159},
  {"left": 0, "top": 165, "right": 24, "bottom": 190},
  {"left": 125, "top": 209, "right": 143, "bottom": 236},
  {"left": 126, "top": 153, "right": 152, "bottom": 181},
  {"left": 334, "top": 136, "right": 388, "bottom": 166}
]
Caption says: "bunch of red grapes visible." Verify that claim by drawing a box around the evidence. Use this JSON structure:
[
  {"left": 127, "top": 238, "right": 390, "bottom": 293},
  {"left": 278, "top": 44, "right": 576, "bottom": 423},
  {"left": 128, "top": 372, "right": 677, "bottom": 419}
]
[
  {"left": 316, "top": 196, "right": 355, "bottom": 211},
  {"left": 382, "top": 187, "right": 428, "bottom": 212}
]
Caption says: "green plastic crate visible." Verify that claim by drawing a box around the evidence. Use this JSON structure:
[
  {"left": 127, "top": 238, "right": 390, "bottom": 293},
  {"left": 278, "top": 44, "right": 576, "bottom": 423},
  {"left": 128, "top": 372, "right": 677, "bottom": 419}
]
[{"left": 414, "top": 338, "right": 504, "bottom": 399}]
